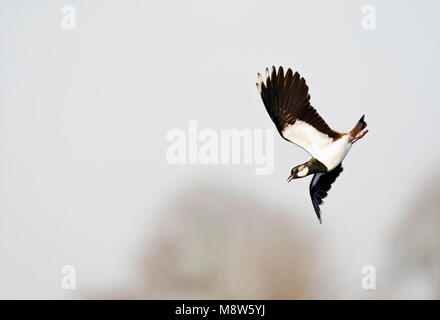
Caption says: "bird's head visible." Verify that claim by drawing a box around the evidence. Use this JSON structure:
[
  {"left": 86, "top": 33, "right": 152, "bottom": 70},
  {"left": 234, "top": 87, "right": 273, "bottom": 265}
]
[{"left": 287, "top": 164, "right": 310, "bottom": 182}]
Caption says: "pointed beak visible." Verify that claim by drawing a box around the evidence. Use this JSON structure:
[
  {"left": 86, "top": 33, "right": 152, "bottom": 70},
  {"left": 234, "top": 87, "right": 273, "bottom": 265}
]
[{"left": 287, "top": 174, "right": 294, "bottom": 183}]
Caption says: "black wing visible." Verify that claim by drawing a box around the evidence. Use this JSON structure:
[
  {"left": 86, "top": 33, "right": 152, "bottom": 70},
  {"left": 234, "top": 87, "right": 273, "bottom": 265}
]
[
  {"left": 309, "top": 163, "right": 344, "bottom": 223},
  {"left": 256, "top": 66, "right": 341, "bottom": 140}
]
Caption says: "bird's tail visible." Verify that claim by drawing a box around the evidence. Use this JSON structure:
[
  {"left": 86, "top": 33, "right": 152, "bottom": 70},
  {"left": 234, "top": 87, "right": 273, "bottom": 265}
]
[{"left": 349, "top": 115, "right": 367, "bottom": 136}]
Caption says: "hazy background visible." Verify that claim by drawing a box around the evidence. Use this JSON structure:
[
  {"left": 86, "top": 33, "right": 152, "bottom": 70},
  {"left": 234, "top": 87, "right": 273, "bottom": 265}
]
[{"left": 0, "top": 0, "right": 439, "bottom": 299}]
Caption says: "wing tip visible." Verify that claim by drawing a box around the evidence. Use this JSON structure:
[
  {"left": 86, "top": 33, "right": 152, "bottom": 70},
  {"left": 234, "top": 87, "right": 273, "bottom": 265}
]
[
  {"left": 258, "top": 66, "right": 297, "bottom": 87},
  {"left": 256, "top": 82, "right": 261, "bottom": 93}
]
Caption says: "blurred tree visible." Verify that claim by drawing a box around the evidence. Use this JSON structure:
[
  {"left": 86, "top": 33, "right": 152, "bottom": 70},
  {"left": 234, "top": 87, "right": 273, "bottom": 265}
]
[
  {"left": 131, "top": 184, "right": 322, "bottom": 299},
  {"left": 387, "top": 170, "right": 440, "bottom": 299}
]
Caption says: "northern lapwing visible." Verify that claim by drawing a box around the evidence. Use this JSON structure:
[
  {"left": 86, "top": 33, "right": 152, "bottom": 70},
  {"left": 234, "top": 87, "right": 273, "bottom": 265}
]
[{"left": 256, "top": 66, "right": 368, "bottom": 223}]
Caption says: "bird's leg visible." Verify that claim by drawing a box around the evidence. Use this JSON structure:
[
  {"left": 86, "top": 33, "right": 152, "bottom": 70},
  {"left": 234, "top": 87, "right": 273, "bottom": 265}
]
[{"left": 350, "top": 129, "right": 368, "bottom": 143}]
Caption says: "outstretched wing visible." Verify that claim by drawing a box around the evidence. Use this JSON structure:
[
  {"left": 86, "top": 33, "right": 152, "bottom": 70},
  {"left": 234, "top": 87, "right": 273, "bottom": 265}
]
[
  {"left": 309, "top": 163, "right": 343, "bottom": 223},
  {"left": 257, "top": 66, "right": 342, "bottom": 158}
]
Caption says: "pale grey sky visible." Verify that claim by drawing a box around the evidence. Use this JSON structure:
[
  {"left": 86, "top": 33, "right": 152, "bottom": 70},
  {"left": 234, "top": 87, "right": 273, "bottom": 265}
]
[{"left": 0, "top": 0, "right": 439, "bottom": 298}]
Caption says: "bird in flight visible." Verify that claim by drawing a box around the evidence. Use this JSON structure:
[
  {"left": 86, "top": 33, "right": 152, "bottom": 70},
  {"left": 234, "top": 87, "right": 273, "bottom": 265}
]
[{"left": 256, "top": 66, "right": 368, "bottom": 223}]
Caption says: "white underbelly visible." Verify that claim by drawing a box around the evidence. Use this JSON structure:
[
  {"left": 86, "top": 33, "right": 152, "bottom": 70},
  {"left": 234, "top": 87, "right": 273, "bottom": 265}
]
[{"left": 315, "top": 135, "right": 352, "bottom": 171}]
